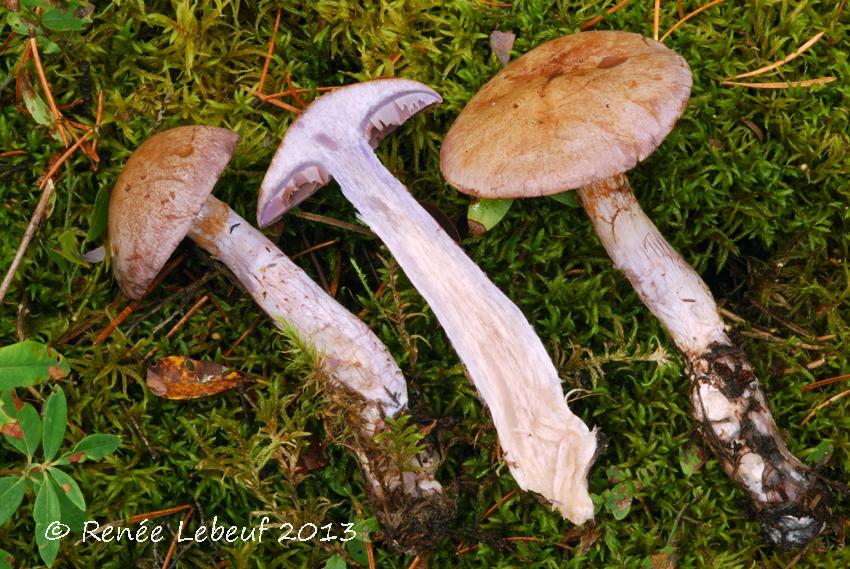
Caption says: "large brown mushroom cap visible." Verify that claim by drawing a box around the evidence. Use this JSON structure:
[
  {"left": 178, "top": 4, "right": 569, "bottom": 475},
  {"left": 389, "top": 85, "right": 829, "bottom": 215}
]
[
  {"left": 108, "top": 126, "right": 240, "bottom": 299},
  {"left": 440, "top": 31, "right": 692, "bottom": 198}
]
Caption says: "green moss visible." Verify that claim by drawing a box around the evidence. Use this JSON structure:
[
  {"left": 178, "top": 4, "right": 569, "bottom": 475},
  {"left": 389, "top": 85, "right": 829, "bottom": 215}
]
[{"left": 1, "top": 0, "right": 849, "bottom": 567}]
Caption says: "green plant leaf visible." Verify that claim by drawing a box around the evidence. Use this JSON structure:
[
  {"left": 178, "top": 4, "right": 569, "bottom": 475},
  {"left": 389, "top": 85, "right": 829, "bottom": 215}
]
[
  {"left": 679, "top": 444, "right": 705, "bottom": 477},
  {"left": 17, "top": 403, "right": 42, "bottom": 461},
  {"left": 467, "top": 198, "right": 513, "bottom": 234},
  {"left": 0, "top": 392, "right": 27, "bottom": 455},
  {"left": 42, "top": 388, "right": 67, "bottom": 462},
  {"left": 85, "top": 186, "right": 110, "bottom": 242},
  {"left": 0, "top": 476, "right": 26, "bottom": 525},
  {"left": 549, "top": 191, "right": 579, "bottom": 207},
  {"left": 56, "top": 481, "right": 87, "bottom": 532},
  {"left": 345, "top": 518, "right": 378, "bottom": 564},
  {"left": 41, "top": 38, "right": 61, "bottom": 54},
  {"left": 57, "top": 433, "right": 120, "bottom": 464},
  {"left": 0, "top": 341, "right": 70, "bottom": 390},
  {"left": 345, "top": 535, "right": 369, "bottom": 565},
  {"left": 41, "top": 4, "right": 92, "bottom": 32},
  {"left": 0, "top": 399, "right": 13, "bottom": 428},
  {"left": 5, "top": 11, "right": 29, "bottom": 36},
  {"left": 34, "top": 477, "right": 61, "bottom": 567},
  {"left": 47, "top": 467, "right": 85, "bottom": 511},
  {"left": 19, "top": 77, "right": 53, "bottom": 128},
  {"left": 323, "top": 554, "right": 347, "bottom": 569},
  {"left": 0, "top": 549, "right": 13, "bottom": 569},
  {"left": 605, "top": 481, "right": 633, "bottom": 521},
  {"left": 805, "top": 440, "right": 834, "bottom": 466},
  {"left": 55, "top": 230, "right": 88, "bottom": 267}
]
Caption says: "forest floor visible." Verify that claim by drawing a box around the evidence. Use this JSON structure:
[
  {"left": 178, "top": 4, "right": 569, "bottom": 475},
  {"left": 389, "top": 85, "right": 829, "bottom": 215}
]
[{"left": 0, "top": 1, "right": 849, "bottom": 567}]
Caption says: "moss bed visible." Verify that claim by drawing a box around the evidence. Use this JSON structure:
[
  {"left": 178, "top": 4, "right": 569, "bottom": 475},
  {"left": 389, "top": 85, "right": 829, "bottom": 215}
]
[{"left": 1, "top": 1, "right": 849, "bottom": 567}]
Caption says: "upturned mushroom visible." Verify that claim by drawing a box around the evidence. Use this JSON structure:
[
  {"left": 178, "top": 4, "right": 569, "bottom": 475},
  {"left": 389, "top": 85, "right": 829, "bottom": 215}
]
[
  {"left": 257, "top": 79, "right": 600, "bottom": 524},
  {"left": 440, "top": 30, "right": 831, "bottom": 547},
  {"left": 108, "top": 125, "right": 452, "bottom": 551}
]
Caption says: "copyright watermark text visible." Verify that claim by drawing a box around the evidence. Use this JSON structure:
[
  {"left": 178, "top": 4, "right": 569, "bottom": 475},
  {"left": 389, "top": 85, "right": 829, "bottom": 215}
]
[{"left": 44, "top": 517, "right": 358, "bottom": 545}]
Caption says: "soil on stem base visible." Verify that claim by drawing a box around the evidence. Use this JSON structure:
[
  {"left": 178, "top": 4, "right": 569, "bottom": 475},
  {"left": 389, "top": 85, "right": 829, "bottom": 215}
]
[{"left": 688, "top": 342, "right": 834, "bottom": 548}]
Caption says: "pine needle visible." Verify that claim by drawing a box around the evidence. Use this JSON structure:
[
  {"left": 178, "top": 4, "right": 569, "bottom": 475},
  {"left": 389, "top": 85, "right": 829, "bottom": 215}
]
[
  {"left": 580, "top": 0, "right": 633, "bottom": 31},
  {"left": 721, "top": 77, "right": 836, "bottom": 88},
  {"left": 801, "top": 389, "right": 850, "bottom": 426},
  {"left": 653, "top": 0, "right": 662, "bottom": 41},
  {"left": 729, "top": 32, "right": 826, "bottom": 80},
  {"left": 660, "top": 0, "right": 726, "bottom": 42}
]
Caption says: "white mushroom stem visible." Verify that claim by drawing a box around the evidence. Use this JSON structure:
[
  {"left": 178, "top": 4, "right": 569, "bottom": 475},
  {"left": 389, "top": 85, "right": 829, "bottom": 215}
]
[
  {"left": 576, "top": 175, "right": 727, "bottom": 357},
  {"left": 189, "top": 196, "right": 406, "bottom": 416},
  {"left": 577, "top": 175, "right": 830, "bottom": 547},
  {"left": 327, "top": 148, "right": 598, "bottom": 524},
  {"left": 186, "top": 196, "right": 447, "bottom": 521}
]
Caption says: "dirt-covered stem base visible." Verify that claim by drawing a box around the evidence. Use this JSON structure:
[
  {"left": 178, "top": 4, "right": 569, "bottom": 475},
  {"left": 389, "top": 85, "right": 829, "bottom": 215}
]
[
  {"left": 689, "top": 343, "right": 830, "bottom": 547},
  {"left": 352, "top": 410, "right": 455, "bottom": 553}
]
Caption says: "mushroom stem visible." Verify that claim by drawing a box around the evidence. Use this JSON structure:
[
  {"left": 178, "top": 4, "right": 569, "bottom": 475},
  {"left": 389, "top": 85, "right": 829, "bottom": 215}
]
[
  {"left": 189, "top": 196, "right": 405, "bottom": 413},
  {"left": 577, "top": 175, "right": 831, "bottom": 547},
  {"left": 326, "top": 148, "right": 599, "bottom": 524},
  {"left": 187, "top": 195, "right": 452, "bottom": 550},
  {"left": 576, "top": 175, "right": 727, "bottom": 357}
]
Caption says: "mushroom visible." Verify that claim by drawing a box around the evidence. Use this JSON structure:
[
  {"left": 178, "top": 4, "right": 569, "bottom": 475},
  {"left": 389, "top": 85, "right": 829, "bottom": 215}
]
[
  {"left": 108, "top": 125, "right": 452, "bottom": 551},
  {"left": 440, "top": 31, "right": 831, "bottom": 547},
  {"left": 257, "top": 79, "right": 599, "bottom": 524}
]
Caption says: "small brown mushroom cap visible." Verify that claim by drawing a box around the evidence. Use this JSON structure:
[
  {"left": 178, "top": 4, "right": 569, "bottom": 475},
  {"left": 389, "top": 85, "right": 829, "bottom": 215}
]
[
  {"left": 440, "top": 31, "right": 692, "bottom": 198},
  {"left": 108, "top": 126, "right": 240, "bottom": 299}
]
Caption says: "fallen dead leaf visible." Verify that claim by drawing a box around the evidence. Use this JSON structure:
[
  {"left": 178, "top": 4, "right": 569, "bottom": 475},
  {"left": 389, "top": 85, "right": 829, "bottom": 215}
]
[
  {"left": 295, "top": 436, "right": 329, "bottom": 474},
  {"left": 649, "top": 550, "right": 676, "bottom": 569},
  {"left": 147, "top": 356, "right": 245, "bottom": 400}
]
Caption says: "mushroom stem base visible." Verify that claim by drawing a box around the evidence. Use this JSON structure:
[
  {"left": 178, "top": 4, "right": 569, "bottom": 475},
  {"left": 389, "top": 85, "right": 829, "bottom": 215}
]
[
  {"left": 577, "top": 175, "right": 836, "bottom": 547},
  {"left": 352, "top": 413, "right": 455, "bottom": 553},
  {"left": 688, "top": 343, "right": 833, "bottom": 547},
  {"left": 188, "top": 196, "right": 452, "bottom": 548}
]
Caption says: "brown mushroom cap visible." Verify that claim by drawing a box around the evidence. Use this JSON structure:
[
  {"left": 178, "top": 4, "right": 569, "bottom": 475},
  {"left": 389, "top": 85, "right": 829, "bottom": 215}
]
[
  {"left": 108, "top": 126, "right": 240, "bottom": 299},
  {"left": 440, "top": 31, "right": 692, "bottom": 198}
]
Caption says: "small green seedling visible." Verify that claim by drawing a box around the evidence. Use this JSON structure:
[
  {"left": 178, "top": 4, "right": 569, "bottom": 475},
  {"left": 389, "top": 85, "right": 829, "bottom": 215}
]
[
  {"left": 467, "top": 192, "right": 578, "bottom": 235},
  {"left": 467, "top": 198, "right": 514, "bottom": 235},
  {"left": 1, "top": 388, "right": 121, "bottom": 566}
]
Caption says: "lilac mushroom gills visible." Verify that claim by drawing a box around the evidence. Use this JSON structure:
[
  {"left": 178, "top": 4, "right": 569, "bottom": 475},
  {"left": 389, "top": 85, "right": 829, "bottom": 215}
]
[
  {"left": 440, "top": 30, "right": 833, "bottom": 547},
  {"left": 108, "top": 125, "right": 452, "bottom": 551},
  {"left": 257, "top": 79, "right": 600, "bottom": 524}
]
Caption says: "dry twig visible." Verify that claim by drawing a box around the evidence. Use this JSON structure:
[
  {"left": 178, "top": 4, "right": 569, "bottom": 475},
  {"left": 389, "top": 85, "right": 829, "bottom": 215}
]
[{"left": 0, "top": 130, "right": 93, "bottom": 303}]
